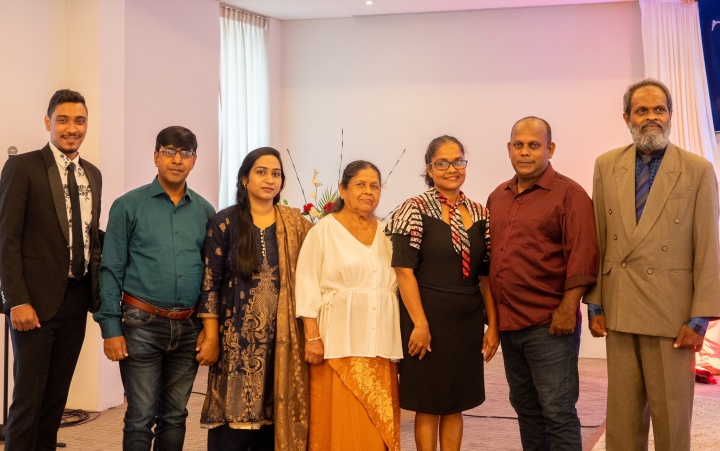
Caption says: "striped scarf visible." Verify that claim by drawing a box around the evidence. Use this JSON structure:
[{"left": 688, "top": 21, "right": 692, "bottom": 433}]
[{"left": 435, "top": 190, "right": 471, "bottom": 278}]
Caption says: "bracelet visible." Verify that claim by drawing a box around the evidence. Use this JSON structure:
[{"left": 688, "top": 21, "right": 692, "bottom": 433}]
[{"left": 306, "top": 336, "right": 322, "bottom": 342}]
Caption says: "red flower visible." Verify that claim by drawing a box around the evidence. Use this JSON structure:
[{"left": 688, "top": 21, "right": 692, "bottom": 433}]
[
  {"left": 323, "top": 202, "right": 334, "bottom": 212},
  {"left": 303, "top": 203, "right": 315, "bottom": 213}
]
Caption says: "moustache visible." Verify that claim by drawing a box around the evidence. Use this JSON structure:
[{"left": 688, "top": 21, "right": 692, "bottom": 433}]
[{"left": 641, "top": 121, "right": 664, "bottom": 131}]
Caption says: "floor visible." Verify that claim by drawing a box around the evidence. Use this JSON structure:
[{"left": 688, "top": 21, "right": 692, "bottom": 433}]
[{"left": 0, "top": 355, "right": 717, "bottom": 450}]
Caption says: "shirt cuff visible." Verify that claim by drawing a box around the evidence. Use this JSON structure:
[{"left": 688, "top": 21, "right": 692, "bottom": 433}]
[
  {"left": 97, "top": 319, "right": 124, "bottom": 339},
  {"left": 685, "top": 317, "right": 710, "bottom": 337},
  {"left": 587, "top": 303, "right": 605, "bottom": 318}
]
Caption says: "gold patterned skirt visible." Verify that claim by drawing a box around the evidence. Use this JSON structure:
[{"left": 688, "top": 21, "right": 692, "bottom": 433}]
[{"left": 308, "top": 357, "right": 400, "bottom": 451}]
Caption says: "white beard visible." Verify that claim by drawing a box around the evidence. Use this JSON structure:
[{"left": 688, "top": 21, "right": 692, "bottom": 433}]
[{"left": 629, "top": 121, "right": 671, "bottom": 152}]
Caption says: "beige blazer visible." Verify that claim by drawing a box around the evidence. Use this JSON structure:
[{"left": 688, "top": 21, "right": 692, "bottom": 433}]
[{"left": 584, "top": 143, "right": 720, "bottom": 337}]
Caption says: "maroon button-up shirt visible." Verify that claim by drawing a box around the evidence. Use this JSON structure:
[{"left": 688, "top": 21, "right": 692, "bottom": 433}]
[{"left": 487, "top": 163, "right": 599, "bottom": 331}]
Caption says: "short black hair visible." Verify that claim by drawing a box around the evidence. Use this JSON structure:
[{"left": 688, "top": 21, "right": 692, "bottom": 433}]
[
  {"left": 155, "top": 126, "right": 198, "bottom": 152},
  {"left": 47, "top": 89, "right": 86, "bottom": 118}
]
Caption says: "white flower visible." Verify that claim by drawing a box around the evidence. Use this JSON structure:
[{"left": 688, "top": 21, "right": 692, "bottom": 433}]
[
  {"left": 311, "top": 168, "right": 323, "bottom": 187},
  {"left": 309, "top": 206, "right": 320, "bottom": 219},
  {"left": 310, "top": 168, "right": 323, "bottom": 199}
]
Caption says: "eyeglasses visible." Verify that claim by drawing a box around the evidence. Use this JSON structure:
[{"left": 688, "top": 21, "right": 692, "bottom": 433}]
[
  {"left": 157, "top": 147, "right": 196, "bottom": 159},
  {"left": 429, "top": 159, "right": 468, "bottom": 170}
]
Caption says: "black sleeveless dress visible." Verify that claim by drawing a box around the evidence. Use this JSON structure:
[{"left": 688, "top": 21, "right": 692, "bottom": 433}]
[{"left": 391, "top": 215, "right": 489, "bottom": 414}]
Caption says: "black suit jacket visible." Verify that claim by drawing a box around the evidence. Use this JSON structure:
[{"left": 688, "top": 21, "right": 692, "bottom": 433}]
[{"left": 0, "top": 145, "right": 103, "bottom": 320}]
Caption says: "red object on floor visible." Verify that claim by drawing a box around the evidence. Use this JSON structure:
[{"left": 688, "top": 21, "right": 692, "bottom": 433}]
[{"left": 695, "top": 366, "right": 717, "bottom": 384}]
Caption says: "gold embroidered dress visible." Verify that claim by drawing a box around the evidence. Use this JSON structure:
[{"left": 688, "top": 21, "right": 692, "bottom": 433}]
[{"left": 199, "top": 205, "right": 312, "bottom": 450}]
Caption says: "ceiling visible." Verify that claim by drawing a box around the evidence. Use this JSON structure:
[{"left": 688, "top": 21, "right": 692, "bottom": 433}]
[{"left": 223, "top": 0, "right": 636, "bottom": 21}]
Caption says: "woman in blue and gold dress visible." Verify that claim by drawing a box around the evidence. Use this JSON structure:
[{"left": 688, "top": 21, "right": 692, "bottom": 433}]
[{"left": 197, "top": 147, "right": 312, "bottom": 451}]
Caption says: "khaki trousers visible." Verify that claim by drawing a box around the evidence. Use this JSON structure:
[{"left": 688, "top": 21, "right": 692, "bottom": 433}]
[{"left": 606, "top": 330, "right": 695, "bottom": 451}]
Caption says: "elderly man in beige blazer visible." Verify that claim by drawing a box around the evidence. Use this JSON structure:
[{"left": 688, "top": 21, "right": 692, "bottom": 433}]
[{"left": 585, "top": 78, "right": 720, "bottom": 451}]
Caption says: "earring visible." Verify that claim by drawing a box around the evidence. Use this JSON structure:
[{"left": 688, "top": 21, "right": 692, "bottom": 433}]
[{"left": 243, "top": 184, "right": 247, "bottom": 191}]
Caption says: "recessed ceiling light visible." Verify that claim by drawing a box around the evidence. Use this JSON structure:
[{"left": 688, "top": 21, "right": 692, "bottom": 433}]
[{"left": 366, "top": 1, "right": 373, "bottom": 5}]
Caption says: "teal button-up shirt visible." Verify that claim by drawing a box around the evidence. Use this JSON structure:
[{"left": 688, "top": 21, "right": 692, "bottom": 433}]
[{"left": 94, "top": 177, "right": 215, "bottom": 338}]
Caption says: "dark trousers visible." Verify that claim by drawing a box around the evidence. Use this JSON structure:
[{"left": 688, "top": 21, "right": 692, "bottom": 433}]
[
  {"left": 4, "top": 277, "right": 90, "bottom": 451},
  {"left": 500, "top": 326, "right": 582, "bottom": 451},
  {"left": 208, "top": 424, "right": 275, "bottom": 451},
  {"left": 119, "top": 305, "right": 201, "bottom": 451}
]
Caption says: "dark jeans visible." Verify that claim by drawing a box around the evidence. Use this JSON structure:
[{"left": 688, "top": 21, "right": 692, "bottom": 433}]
[
  {"left": 208, "top": 424, "right": 275, "bottom": 451},
  {"left": 500, "top": 326, "right": 581, "bottom": 451},
  {"left": 4, "top": 276, "right": 89, "bottom": 451},
  {"left": 119, "top": 305, "right": 201, "bottom": 451}
]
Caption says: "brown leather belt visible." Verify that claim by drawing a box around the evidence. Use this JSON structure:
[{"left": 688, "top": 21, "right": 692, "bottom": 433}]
[{"left": 122, "top": 293, "right": 197, "bottom": 320}]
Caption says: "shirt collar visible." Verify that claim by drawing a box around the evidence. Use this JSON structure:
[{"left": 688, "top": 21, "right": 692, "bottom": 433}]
[
  {"left": 48, "top": 142, "right": 77, "bottom": 170},
  {"left": 506, "top": 162, "right": 555, "bottom": 193},
  {"left": 636, "top": 147, "right": 666, "bottom": 161},
  {"left": 150, "top": 176, "right": 191, "bottom": 202}
]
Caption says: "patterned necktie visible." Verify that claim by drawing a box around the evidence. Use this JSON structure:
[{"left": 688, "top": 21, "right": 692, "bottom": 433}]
[
  {"left": 635, "top": 154, "right": 653, "bottom": 223},
  {"left": 67, "top": 162, "right": 85, "bottom": 279},
  {"left": 437, "top": 191, "right": 470, "bottom": 278}
]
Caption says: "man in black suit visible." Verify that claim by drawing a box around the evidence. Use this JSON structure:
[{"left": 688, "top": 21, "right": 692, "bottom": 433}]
[{"left": 0, "top": 89, "right": 102, "bottom": 450}]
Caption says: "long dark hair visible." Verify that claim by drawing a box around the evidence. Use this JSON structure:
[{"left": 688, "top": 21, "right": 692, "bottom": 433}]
[
  {"left": 234, "top": 147, "right": 286, "bottom": 279},
  {"left": 331, "top": 160, "right": 382, "bottom": 213}
]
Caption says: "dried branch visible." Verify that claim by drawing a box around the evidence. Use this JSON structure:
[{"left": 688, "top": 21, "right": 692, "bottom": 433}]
[
  {"left": 285, "top": 148, "right": 308, "bottom": 206},
  {"left": 382, "top": 147, "right": 407, "bottom": 188},
  {"left": 381, "top": 202, "right": 402, "bottom": 223},
  {"left": 337, "top": 128, "right": 344, "bottom": 186}
]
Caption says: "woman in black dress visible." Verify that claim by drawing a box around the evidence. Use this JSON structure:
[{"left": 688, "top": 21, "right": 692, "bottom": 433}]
[{"left": 385, "top": 135, "right": 498, "bottom": 451}]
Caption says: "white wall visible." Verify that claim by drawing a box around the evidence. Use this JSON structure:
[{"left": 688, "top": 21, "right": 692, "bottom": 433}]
[
  {"left": 277, "top": 2, "right": 645, "bottom": 358},
  {"left": 0, "top": 0, "right": 65, "bottom": 165},
  {"left": 124, "top": 0, "right": 220, "bottom": 206},
  {"left": 0, "top": 0, "right": 649, "bottom": 408},
  {"left": 0, "top": 0, "right": 221, "bottom": 411}
]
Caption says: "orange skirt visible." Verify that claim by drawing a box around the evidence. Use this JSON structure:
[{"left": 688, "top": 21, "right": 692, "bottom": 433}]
[{"left": 308, "top": 357, "right": 400, "bottom": 451}]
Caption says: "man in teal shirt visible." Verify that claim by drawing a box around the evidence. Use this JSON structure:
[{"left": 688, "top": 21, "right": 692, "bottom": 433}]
[{"left": 94, "top": 126, "right": 215, "bottom": 450}]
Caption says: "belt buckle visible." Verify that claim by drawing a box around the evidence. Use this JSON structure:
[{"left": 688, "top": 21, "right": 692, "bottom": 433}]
[{"left": 167, "top": 308, "right": 184, "bottom": 319}]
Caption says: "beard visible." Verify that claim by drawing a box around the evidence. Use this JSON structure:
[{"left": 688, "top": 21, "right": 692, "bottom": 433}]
[{"left": 628, "top": 120, "right": 671, "bottom": 152}]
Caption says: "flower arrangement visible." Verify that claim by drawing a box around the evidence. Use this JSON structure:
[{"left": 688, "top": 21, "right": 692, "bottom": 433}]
[
  {"left": 301, "top": 168, "right": 338, "bottom": 221},
  {"left": 283, "top": 129, "right": 407, "bottom": 223},
  {"left": 283, "top": 150, "right": 339, "bottom": 223}
]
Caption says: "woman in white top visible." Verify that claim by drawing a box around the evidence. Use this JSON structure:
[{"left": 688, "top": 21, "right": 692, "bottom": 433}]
[{"left": 296, "top": 160, "right": 402, "bottom": 451}]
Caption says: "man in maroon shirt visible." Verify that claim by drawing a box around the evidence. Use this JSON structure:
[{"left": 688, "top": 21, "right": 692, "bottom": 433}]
[{"left": 487, "top": 116, "right": 599, "bottom": 450}]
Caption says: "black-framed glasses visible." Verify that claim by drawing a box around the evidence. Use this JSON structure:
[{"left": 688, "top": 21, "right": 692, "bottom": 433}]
[
  {"left": 157, "top": 147, "right": 196, "bottom": 159},
  {"left": 429, "top": 159, "right": 468, "bottom": 170}
]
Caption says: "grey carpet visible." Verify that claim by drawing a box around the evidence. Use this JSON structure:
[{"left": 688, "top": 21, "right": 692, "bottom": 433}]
[{"left": 15, "top": 354, "right": 717, "bottom": 450}]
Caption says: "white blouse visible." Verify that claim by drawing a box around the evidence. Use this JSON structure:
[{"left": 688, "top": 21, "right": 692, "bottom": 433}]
[{"left": 295, "top": 214, "right": 403, "bottom": 360}]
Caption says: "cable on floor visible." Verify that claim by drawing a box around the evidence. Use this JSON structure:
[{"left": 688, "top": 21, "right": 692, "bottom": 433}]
[{"left": 60, "top": 409, "right": 101, "bottom": 428}]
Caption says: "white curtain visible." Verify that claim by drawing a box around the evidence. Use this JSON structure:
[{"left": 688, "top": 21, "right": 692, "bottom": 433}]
[
  {"left": 219, "top": 6, "right": 269, "bottom": 208},
  {"left": 639, "top": 0, "right": 720, "bottom": 173}
]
